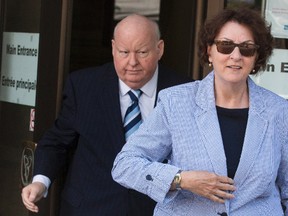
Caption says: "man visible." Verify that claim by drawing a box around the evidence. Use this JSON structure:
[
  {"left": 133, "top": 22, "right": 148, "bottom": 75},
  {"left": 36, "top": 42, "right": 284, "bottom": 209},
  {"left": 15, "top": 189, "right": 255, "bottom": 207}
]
[{"left": 21, "top": 14, "right": 191, "bottom": 216}]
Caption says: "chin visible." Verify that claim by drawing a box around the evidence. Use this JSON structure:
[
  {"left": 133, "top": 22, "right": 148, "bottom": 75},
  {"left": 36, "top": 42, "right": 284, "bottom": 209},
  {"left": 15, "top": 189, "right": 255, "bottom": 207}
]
[{"left": 127, "top": 81, "right": 142, "bottom": 89}]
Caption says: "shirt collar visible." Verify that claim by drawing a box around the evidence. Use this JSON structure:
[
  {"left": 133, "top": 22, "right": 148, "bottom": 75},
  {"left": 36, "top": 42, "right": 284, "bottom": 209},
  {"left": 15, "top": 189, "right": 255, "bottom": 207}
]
[{"left": 119, "top": 66, "right": 158, "bottom": 98}]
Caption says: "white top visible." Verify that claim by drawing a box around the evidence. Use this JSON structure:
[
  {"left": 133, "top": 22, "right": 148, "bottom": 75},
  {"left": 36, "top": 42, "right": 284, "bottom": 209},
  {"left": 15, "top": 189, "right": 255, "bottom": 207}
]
[{"left": 119, "top": 67, "right": 158, "bottom": 121}]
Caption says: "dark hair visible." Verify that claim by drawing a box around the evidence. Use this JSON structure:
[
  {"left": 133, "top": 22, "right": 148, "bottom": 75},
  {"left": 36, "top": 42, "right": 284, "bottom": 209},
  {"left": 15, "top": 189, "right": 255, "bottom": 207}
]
[{"left": 198, "top": 7, "right": 274, "bottom": 74}]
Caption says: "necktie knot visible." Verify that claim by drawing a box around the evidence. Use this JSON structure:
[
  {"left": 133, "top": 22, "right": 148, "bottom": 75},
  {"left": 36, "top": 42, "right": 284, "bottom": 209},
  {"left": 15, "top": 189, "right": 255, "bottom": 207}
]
[{"left": 128, "top": 89, "right": 142, "bottom": 102}]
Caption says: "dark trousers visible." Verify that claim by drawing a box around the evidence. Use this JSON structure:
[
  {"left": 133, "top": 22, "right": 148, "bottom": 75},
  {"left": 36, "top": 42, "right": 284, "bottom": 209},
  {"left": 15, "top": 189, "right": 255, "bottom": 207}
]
[{"left": 128, "top": 189, "right": 156, "bottom": 216}]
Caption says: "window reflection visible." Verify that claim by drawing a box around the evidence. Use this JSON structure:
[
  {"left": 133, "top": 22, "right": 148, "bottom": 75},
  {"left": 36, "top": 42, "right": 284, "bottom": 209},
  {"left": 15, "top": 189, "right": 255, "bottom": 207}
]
[
  {"left": 114, "top": 0, "right": 160, "bottom": 20},
  {"left": 226, "top": 0, "right": 261, "bottom": 10},
  {"left": 225, "top": 0, "right": 287, "bottom": 49}
]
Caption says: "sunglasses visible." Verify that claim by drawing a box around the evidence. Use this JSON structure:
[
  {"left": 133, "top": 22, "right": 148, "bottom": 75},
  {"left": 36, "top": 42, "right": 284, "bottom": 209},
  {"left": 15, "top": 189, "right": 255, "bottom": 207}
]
[{"left": 214, "top": 40, "right": 259, "bottom": 57}]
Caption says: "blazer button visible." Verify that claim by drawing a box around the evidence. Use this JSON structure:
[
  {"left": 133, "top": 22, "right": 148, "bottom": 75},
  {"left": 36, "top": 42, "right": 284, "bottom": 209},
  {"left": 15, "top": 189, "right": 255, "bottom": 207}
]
[{"left": 146, "top": 175, "right": 153, "bottom": 181}]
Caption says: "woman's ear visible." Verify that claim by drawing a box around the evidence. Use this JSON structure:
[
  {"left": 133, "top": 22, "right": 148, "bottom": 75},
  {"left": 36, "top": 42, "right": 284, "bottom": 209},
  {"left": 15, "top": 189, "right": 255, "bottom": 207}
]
[{"left": 207, "top": 45, "right": 212, "bottom": 63}]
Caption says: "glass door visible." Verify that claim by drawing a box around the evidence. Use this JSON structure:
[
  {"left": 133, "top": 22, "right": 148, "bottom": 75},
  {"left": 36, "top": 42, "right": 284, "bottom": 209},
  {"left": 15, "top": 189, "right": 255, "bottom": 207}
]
[{"left": 0, "top": 0, "right": 40, "bottom": 215}]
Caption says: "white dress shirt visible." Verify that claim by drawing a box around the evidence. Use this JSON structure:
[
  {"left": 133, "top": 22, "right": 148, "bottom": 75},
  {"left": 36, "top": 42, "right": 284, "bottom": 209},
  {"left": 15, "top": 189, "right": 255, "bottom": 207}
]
[{"left": 119, "top": 68, "right": 158, "bottom": 121}]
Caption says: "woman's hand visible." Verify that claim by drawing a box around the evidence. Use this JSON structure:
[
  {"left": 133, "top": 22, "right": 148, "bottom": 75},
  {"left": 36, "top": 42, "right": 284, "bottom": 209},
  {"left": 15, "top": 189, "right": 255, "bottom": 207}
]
[{"left": 180, "top": 170, "right": 236, "bottom": 203}]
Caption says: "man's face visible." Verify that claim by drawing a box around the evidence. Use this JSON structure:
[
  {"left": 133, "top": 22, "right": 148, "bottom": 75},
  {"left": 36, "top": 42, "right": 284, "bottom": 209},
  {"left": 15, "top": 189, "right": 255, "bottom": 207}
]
[{"left": 112, "top": 27, "right": 164, "bottom": 89}]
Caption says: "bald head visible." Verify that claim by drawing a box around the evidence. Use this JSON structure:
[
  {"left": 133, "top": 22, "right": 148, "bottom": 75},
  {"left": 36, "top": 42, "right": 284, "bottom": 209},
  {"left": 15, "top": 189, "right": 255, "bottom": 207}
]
[
  {"left": 113, "top": 14, "right": 161, "bottom": 42},
  {"left": 111, "top": 14, "right": 164, "bottom": 89}
]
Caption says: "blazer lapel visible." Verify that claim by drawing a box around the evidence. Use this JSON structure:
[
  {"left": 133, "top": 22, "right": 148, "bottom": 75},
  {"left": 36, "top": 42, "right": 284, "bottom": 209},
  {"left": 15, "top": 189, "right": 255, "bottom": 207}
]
[
  {"left": 195, "top": 72, "right": 227, "bottom": 176},
  {"left": 101, "top": 67, "right": 126, "bottom": 151},
  {"left": 233, "top": 78, "right": 268, "bottom": 186},
  {"left": 196, "top": 109, "right": 228, "bottom": 176}
]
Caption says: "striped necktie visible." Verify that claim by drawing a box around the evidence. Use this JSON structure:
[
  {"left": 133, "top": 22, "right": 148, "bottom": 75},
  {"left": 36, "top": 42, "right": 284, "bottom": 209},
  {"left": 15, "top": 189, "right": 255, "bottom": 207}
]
[{"left": 124, "top": 89, "right": 142, "bottom": 140}]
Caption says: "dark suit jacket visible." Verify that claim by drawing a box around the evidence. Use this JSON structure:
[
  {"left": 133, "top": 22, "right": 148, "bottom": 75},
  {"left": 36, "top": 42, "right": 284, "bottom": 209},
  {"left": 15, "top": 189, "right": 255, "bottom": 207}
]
[{"left": 34, "top": 62, "right": 192, "bottom": 216}]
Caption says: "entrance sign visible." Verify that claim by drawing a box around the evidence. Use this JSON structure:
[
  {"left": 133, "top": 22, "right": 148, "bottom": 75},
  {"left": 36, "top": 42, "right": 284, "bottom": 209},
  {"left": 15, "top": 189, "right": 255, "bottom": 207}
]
[
  {"left": 0, "top": 32, "right": 39, "bottom": 106},
  {"left": 265, "top": 0, "right": 288, "bottom": 39},
  {"left": 251, "top": 49, "right": 288, "bottom": 99}
]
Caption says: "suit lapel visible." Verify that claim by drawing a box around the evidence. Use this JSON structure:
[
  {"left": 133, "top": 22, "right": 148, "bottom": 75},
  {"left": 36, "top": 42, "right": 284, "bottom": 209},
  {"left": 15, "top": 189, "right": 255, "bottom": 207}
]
[
  {"left": 195, "top": 73, "right": 227, "bottom": 176},
  {"left": 101, "top": 66, "right": 126, "bottom": 151},
  {"left": 196, "top": 109, "right": 228, "bottom": 176},
  {"left": 233, "top": 78, "right": 268, "bottom": 186},
  {"left": 155, "top": 64, "right": 169, "bottom": 106}
]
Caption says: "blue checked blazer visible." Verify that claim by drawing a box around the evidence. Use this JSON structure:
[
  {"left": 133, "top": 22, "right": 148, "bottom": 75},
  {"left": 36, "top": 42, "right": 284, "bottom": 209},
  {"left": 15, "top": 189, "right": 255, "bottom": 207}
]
[{"left": 112, "top": 71, "right": 288, "bottom": 216}]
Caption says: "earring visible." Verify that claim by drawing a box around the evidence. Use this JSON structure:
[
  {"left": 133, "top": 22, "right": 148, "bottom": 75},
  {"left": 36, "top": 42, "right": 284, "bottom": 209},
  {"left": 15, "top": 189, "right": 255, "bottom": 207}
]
[
  {"left": 208, "top": 62, "right": 212, "bottom": 67},
  {"left": 252, "top": 69, "right": 255, "bottom": 73}
]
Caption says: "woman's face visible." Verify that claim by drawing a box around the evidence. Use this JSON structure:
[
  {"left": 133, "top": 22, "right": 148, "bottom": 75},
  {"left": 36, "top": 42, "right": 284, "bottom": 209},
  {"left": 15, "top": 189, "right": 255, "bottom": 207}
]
[{"left": 207, "top": 21, "right": 258, "bottom": 86}]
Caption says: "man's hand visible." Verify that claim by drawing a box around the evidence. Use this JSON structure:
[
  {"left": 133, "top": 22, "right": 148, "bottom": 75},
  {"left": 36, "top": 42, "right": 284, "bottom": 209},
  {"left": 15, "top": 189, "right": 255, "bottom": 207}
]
[{"left": 21, "top": 182, "right": 47, "bottom": 212}]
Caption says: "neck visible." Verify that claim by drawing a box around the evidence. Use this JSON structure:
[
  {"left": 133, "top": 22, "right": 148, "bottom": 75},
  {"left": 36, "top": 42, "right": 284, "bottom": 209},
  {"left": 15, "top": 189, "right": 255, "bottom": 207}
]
[{"left": 215, "top": 82, "right": 249, "bottom": 109}]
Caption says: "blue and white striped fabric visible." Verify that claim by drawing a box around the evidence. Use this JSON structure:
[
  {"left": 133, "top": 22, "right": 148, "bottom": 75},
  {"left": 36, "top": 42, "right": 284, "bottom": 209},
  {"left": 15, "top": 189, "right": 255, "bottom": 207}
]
[{"left": 124, "top": 89, "right": 142, "bottom": 140}]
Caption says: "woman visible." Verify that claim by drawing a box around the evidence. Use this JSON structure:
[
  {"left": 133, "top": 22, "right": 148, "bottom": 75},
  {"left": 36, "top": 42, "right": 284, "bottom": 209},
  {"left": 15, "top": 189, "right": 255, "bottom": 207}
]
[{"left": 112, "top": 8, "right": 288, "bottom": 215}]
